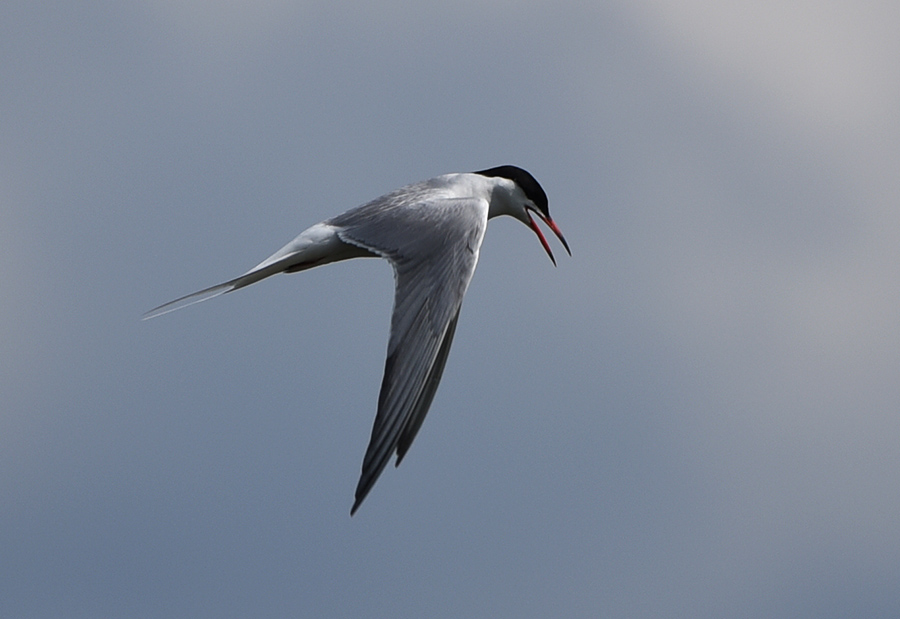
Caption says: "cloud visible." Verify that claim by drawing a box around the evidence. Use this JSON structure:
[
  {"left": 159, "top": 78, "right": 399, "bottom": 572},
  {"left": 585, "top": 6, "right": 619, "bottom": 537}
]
[{"left": 633, "top": 0, "right": 900, "bottom": 136}]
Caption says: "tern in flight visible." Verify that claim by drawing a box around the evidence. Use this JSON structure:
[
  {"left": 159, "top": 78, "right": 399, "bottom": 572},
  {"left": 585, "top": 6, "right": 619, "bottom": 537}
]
[{"left": 145, "top": 165, "right": 570, "bottom": 514}]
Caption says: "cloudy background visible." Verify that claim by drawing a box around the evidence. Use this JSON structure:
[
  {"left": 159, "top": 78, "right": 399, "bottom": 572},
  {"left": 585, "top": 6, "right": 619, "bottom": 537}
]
[{"left": 3, "top": 1, "right": 899, "bottom": 616}]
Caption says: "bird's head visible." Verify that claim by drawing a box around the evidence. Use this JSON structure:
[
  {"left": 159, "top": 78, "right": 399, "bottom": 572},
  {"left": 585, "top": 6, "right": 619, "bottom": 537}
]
[{"left": 477, "top": 165, "right": 571, "bottom": 266}]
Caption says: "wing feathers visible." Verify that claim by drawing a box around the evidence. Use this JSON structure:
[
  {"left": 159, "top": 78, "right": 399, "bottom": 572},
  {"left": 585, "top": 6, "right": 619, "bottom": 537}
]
[
  {"left": 144, "top": 223, "right": 372, "bottom": 320},
  {"left": 147, "top": 189, "right": 491, "bottom": 516},
  {"left": 351, "top": 309, "right": 461, "bottom": 515},
  {"left": 347, "top": 197, "right": 488, "bottom": 514},
  {"left": 396, "top": 310, "right": 460, "bottom": 463}
]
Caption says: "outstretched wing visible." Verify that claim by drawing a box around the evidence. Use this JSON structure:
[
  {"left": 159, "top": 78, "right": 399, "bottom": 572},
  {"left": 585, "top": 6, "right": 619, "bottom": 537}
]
[
  {"left": 332, "top": 195, "right": 489, "bottom": 514},
  {"left": 143, "top": 223, "right": 375, "bottom": 320}
]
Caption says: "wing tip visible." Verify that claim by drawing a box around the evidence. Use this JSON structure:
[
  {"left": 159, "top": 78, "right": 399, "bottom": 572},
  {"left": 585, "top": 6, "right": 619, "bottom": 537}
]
[
  {"left": 351, "top": 474, "right": 376, "bottom": 516},
  {"left": 141, "top": 282, "right": 235, "bottom": 321}
]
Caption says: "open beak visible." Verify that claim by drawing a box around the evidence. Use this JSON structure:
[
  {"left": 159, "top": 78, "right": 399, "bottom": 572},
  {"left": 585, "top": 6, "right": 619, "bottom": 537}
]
[{"left": 526, "top": 207, "right": 571, "bottom": 266}]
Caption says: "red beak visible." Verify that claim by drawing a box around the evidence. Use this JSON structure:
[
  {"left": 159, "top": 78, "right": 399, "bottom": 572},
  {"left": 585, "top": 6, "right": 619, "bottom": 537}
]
[{"left": 526, "top": 208, "right": 571, "bottom": 266}]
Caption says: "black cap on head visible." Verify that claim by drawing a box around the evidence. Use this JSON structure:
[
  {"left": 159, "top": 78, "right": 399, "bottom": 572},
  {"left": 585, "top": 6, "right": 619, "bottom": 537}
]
[{"left": 475, "top": 165, "right": 548, "bottom": 215}]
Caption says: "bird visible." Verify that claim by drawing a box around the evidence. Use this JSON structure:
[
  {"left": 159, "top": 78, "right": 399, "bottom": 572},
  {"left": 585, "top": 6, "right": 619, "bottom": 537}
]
[{"left": 144, "top": 165, "right": 570, "bottom": 514}]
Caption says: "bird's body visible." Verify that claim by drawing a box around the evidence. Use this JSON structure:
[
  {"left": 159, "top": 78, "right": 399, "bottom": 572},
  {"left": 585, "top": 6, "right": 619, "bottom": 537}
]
[{"left": 145, "top": 166, "right": 569, "bottom": 514}]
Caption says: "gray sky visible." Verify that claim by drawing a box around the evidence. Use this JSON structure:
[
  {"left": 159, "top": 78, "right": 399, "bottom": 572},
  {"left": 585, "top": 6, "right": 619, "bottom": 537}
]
[{"left": 3, "top": 1, "right": 899, "bottom": 617}]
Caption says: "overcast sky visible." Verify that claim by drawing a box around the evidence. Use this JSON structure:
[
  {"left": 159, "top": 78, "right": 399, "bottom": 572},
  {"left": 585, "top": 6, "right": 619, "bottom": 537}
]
[{"left": 3, "top": 1, "right": 899, "bottom": 617}]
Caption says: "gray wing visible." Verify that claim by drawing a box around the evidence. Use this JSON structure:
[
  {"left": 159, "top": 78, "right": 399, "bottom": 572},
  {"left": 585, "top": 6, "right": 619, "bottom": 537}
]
[
  {"left": 143, "top": 222, "right": 375, "bottom": 320},
  {"left": 333, "top": 195, "right": 488, "bottom": 515}
]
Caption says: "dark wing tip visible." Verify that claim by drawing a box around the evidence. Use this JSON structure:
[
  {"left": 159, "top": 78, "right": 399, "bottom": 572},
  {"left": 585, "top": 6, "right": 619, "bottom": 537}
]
[{"left": 350, "top": 497, "right": 363, "bottom": 516}]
